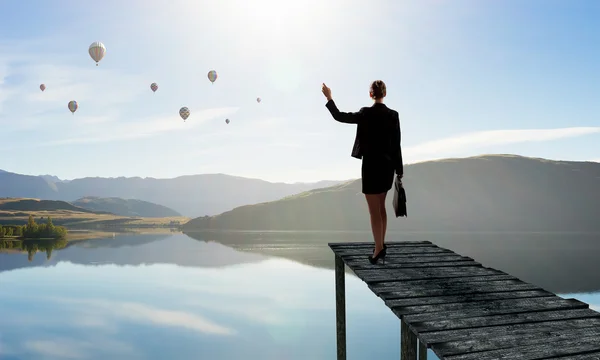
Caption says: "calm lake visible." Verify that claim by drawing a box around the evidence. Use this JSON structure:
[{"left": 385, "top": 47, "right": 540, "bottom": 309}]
[{"left": 1, "top": 231, "right": 599, "bottom": 359}]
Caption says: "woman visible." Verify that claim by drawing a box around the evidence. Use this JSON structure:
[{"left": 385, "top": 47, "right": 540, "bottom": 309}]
[{"left": 322, "top": 80, "right": 403, "bottom": 264}]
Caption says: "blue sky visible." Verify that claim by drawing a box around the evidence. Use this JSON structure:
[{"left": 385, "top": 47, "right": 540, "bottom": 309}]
[{"left": 0, "top": 0, "right": 598, "bottom": 182}]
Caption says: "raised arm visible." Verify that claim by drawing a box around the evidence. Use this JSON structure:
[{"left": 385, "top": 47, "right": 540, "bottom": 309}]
[
  {"left": 392, "top": 113, "right": 404, "bottom": 176},
  {"left": 325, "top": 99, "right": 365, "bottom": 124}
]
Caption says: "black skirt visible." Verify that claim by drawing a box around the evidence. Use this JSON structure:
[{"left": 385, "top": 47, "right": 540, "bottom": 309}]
[{"left": 361, "top": 156, "right": 395, "bottom": 195}]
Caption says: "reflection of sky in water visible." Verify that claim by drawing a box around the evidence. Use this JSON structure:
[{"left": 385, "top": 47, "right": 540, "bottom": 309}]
[
  {"left": 0, "top": 256, "right": 598, "bottom": 359},
  {"left": 0, "top": 258, "right": 433, "bottom": 359}
]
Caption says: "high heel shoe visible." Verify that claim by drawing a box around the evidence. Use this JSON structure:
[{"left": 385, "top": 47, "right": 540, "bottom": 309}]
[{"left": 368, "top": 247, "right": 387, "bottom": 265}]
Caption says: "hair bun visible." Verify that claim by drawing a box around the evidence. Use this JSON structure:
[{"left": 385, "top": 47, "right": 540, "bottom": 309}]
[{"left": 370, "top": 80, "right": 386, "bottom": 99}]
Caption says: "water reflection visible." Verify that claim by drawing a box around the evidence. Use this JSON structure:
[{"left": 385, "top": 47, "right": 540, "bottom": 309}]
[
  {"left": 186, "top": 230, "right": 600, "bottom": 293},
  {"left": 1, "top": 238, "right": 67, "bottom": 262},
  {"left": 0, "top": 232, "right": 599, "bottom": 359},
  {"left": 0, "top": 250, "right": 403, "bottom": 358}
]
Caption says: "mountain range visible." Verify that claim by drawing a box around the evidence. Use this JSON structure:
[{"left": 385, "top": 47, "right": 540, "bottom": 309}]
[
  {"left": 183, "top": 154, "right": 600, "bottom": 232},
  {"left": 0, "top": 171, "right": 345, "bottom": 217},
  {"left": 72, "top": 196, "right": 181, "bottom": 217}
]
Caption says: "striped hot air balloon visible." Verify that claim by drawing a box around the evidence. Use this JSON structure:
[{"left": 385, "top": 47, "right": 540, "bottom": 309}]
[
  {"left": 150, "top": 83, "right": 158, "bottom": 92},
  {"left": 68, "top": 101, "right": 78, "bottom": 114},
  {"left": 207, "top": 70, "right": 217, "bottom": 84},
  {"left": 40, "top": 84, "right": 46, "bottom": 92},
  {"left": 179, "top": 107, "right": 190, "bottom": 121},
  {"left": 89, "top": 41, "right": 106, "bottom": 66}
]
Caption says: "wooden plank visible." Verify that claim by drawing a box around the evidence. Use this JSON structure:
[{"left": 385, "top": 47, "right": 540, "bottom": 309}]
[
  {"left": 444, "top": 335, "right": 600, "bottom": 360},
  {"left": 409, "top": 308, "right": 600, "bottom": 333},
  {"left": 548, "top": 352, "right": 600, "bottom": 359},
  {"left": 334, "top": 255, "right": 346, "bottom": 360},
  {"left": 344, "top": 254, "right": 474, "bottom": 266},
  {"left": 385, "top": 289, "right": 554, "bottom": 308},
  {"left": 435, "top": 327, "right": 600, "bottom": 358},
  {"left": 329, "top": 241, "right": 433, "bottom": 248},
  {"left": 401, "top": 319, "right": 418, "bottom": 360},
  {"left": 379, "top": 280, "right": 541, "bottom": 300},
  {"left": 394, "top": 296, "right": 576, "bottom": 317},
  {"left": 350, "top": 260, "right": 480, "bottom": 270},
  {"left": 334, "top": 246, "right": 451, "bottom": 257},
  {"left": 419, "top": 340, "right": 427, "bottom": 359},
  {"left": 421, "top": 317, "right": 600, "bottom": 346},
  {"left": 342, "top": 251, "right": 458, "bottom": 259},
  {"left": 372, "top": 275, "right": 517, "bottom": 293},
  {"left": 401, "top": 297, "right": 588, "bottom": 324},
  {"left": 353, "top": 266, "right": 501, "bottom": 283}
]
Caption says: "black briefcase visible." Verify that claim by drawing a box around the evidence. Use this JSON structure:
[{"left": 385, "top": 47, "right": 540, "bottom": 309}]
[{"left": 393, "top": 175, "right": 407, "bottom": 217}]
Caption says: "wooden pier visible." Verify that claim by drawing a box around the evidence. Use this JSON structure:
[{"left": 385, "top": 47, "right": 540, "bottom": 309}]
[{"left": 330, "top": 241, "right": 600, "bottom": 359}]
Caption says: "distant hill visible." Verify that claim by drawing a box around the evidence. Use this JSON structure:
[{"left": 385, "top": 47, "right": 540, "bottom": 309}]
[
  {"left": 72, "top": 196, "right": 181, "bottom": 217},
  {"left": 183, "top": 155, "right": 600, "bottom": 232},
  {"left": 0, "top": 171, "right": 345, "bottom": 217},
  {"left": 0, "top": 197, "right": 188, "bottom": 228},
  {"left": 0, "top": 198, "right": 100, "bottom": 214},
  {"left": 40, "top": 174, "right": 67, "bottom": 183}
]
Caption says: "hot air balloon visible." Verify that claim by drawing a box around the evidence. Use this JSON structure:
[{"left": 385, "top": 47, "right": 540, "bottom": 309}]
[
  {"left": 207, "top": 70, "right": 217, "bottom": 84},
  {"left": 40, "top": 84, "right": 46, "bottom": 92},
  {"left": 225, "top": 119, "right": 230, "bottom": 124},
  {"left": 89, "top": 41, "right": 106, "bottom": 66},
  {"left": 150, "top": 83, "right": 158, "bottom": 93},
  {"left": 256, "top": 97, "right": 261, "bottom": 103},
  {"left": 68, "top": 101, "right": 78, "bottom": 115},
  {"left": 179, "top": 107, "right": 190, "bottom": 121}
]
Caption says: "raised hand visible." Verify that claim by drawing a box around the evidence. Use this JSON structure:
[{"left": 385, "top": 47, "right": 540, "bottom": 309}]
[{"left": 321, "top": 83, "right": 332, "bottom": 100}]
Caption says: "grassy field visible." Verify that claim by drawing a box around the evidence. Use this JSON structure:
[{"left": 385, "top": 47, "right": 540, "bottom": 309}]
[{"left": 0, "top": 209, "right": 190, "bottom": 228}]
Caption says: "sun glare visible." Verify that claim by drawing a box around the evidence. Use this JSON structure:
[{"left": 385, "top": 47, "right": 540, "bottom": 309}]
[{"left": 216, "top": 0, "right": 341, "bottom": 51}]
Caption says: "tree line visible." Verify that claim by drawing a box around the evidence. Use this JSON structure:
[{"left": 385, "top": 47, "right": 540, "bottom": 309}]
[{"left": 0, "top": 215, "right": 68, "bottom": 239}]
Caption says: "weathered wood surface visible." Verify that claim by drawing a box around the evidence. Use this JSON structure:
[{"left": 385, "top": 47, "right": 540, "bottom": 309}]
[
  {"left": 345, "top": 255, "right": 477, "bottom": 270},
  {"left": 329, "top": 241, "right": 600, "bottom": 359},
  {"left": 353, "top": 266, "right": 507, "bottom": 283},
  {"left": 329, "top": 241, "right": 432, "bottom": 248},
  {"left": 548, "top": 352, "right": 600, "bottom": 360},
  {"left": 395, "top": 297, "right": 587, "bottom": 318},
  {"left": 380, "top": 279, "right": 542, "bottom": 299},
  {"left": 401, "top": 297, "right": 588, "bottom": 323},
  {"left": 334, "top": 255, "right": 346, "bottom": 360},
  {"left": 336, "top": 246, "right": 452, "bottom": 257},
  {"left": 401, "top": 319, "right": 418, "bottom": 360},
  {"left": 372, "top": 274, "right": 519, "bottom": 294},
  {"left": 419, "top": 340, "right": 427, "bottom": 360},
  {"left": 385, "top": 289, "right": 554, "bottom": 308},
  {"left": 409, "top": 308, "right": 600, "bottom": 333},
  {"left": 421, "top": 317, "right": 600, "bottom": 346},
  {"left": 442, "top": 334, "right": 600, "bottom": 360}
]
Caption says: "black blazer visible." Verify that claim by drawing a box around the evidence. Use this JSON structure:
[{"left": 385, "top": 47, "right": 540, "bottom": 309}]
[{"left": 325, "top": 99, "right": 404, "bottom": 176}]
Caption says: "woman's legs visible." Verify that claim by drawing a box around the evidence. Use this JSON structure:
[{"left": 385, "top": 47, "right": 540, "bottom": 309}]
[
  {"left": 365, "top": 193, "right": 386, "bottom": 256},
  {"left": 378, "top": 192, "right": 388, "bottom": 245}
]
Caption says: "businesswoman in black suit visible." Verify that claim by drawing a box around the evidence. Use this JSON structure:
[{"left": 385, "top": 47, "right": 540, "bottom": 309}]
[{"left": 322, "top": 80, "right": 403, "bottom": 264}]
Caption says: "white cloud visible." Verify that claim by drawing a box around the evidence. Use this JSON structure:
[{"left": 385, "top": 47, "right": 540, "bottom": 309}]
[
  {"left": 24, "top": 340, "right": 84, "bottom": 359},
  {"left": 37, "top": 106, "right": 240, "bottom": 146},
  {"left": 405, "top": 127, "right": 600, "bottom": 162},
  {"left": 0, "top": 56, "right": 149, "bottom": 128},
  {"left": 51, "top": 297, "right": 236, "bottom": 336},
  {"left": 70, "top": 314, "right": 119, "bottom": 333},
  {"left": 182, "top": 298, "right": 285, "bottom": 325},
  {"left": 23, "top": 338, "right": 135, "bottom": 359}
]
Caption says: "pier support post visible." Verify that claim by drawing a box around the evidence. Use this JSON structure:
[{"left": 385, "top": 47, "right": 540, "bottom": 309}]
[
  {"left": 401, "top": 319, "right": 417, "bottom": 360},
  {"left": 334, "top": 254, "right": 346, "bottom": 360},
  {"left": 419, "top": 340, "right": 427, "bottom": 359}
]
